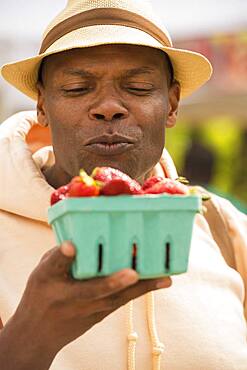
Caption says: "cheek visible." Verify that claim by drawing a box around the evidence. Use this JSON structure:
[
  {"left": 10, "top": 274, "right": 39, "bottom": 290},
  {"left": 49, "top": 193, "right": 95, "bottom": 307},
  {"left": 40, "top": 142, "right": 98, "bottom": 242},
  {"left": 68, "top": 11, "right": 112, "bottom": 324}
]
[
  {"left": 46, "top": 94, "right": 90, "bottom": 140},
  {"left": 45, "top": 99, "right": 94, "bottom": 172},
  {"left": 139, "top": 97, "right": 167, "bottom": 159},
  {"left": 141, "top": 120, "right": 165, "bottom": 173},
  {"left": 49, "top": 125, "right": 79, "bottom": 175},
  {"left": 127, "top": 98, "right": 167, "bottom": 180}
]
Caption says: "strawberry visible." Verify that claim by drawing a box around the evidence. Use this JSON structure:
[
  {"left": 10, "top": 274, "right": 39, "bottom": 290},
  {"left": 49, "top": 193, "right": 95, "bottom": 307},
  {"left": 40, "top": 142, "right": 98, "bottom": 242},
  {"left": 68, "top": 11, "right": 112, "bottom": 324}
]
[
  {"left": 101, "top": 178, "right": 142, "bottom": 196},
  {"left": 92, "top": 167, "right": 132, "bottom": 183},
  {"left": 70, "top": 176, "right": 82, "bottom": 184},
  {"left": 144, "top": 179, "right": 189, "bottom": 195},
  {"left": 68, "top": 169, "right": 100, "bottom": 197},
  {"left": 68, "top": 182, "right": 100, "bottom": 197},
  {"left": 50, "top": 185, "right": 70, "bottom": 205},
  {"left": 92, "top": 167, "right": 120, "bottom": 183},
  {"left": 92, "top": 166, "right": 142, "bottom": 195},
  {"left": 142, "top": 176, "right": 164, "bottom": 190}
]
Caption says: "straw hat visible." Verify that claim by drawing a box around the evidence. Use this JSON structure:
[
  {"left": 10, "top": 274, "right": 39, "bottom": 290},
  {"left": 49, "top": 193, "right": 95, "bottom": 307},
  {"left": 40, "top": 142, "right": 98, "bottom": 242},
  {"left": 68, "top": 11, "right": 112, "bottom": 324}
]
[{"left": 0, "top": 0, "right": 212, "bottom": 100}]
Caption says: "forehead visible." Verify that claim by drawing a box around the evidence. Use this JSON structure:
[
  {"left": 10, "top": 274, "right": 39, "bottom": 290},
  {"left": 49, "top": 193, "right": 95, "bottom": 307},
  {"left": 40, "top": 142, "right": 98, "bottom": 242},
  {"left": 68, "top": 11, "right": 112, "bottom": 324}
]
[{"left": 41, "top": 44, "right": 168, "bottom": 78}]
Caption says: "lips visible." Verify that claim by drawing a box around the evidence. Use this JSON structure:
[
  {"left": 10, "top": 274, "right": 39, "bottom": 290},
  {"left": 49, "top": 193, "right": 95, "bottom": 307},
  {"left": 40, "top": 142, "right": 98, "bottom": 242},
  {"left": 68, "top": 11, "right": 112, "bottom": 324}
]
[
  {"left": 85, "top": 134, "right": 136, "bottom": 146},
  {"left": 84, "top": 134, "right": 137, "bottom": 156}
]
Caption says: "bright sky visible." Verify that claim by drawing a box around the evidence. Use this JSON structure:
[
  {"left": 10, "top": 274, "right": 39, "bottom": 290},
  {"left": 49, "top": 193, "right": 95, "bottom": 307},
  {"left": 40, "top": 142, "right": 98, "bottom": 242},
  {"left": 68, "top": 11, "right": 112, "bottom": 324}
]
[{"left": 1, "top": 0, "right": 247, "bottom": 41}]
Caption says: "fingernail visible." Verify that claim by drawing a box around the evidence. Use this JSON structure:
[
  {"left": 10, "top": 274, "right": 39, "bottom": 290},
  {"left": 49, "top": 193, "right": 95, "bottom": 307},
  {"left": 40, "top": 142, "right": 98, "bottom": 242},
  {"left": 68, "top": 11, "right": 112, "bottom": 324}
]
[
  {"left": 61, "top": 241, "right": 75, "bottom": 257},
  {"left": 118, "top": 270, "right": 139, "bottom": 285},
  {"left": 156, "top": 277, "right": 171, "bottom": 288}
]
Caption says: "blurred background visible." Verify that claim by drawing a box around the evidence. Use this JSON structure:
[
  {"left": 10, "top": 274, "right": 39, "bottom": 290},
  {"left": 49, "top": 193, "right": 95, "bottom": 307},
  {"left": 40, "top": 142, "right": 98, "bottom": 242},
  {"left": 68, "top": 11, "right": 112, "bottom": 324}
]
[{"left": 1, "top": 0, "right": 247, "bottom": 211}]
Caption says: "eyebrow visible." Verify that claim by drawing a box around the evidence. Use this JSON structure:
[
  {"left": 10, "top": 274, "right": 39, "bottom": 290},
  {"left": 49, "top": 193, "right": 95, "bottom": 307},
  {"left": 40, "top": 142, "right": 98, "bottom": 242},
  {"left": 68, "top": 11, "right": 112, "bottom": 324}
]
[
  {"left": 63, "top": 66, "right": 156, "bottom": 79},
  {"left": 123, "top": 66, "right": 156, "bottom": 78},
  {"left": 63, "top": 69, "right": 95, "bottom": 78}
]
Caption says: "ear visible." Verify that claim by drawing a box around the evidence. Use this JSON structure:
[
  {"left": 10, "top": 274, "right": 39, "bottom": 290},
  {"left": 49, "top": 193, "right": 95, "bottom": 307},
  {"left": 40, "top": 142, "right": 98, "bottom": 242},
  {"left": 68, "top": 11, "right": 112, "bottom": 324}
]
[
  {"left": 36, "top": 82, "right": 49, "bottom": 127},
  {"left": 166, "top": 80, "right": 181, "bottom": 128}
]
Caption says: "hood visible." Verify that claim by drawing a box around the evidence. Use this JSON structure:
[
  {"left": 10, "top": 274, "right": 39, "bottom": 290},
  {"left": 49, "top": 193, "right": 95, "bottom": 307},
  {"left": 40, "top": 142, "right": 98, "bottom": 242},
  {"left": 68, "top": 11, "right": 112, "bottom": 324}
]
[
  {"left": 0, "top": 111, "right": 178, "bottom": 223},
  {"left": 0, "top": 111, "right": 54, "bottom": 222}
]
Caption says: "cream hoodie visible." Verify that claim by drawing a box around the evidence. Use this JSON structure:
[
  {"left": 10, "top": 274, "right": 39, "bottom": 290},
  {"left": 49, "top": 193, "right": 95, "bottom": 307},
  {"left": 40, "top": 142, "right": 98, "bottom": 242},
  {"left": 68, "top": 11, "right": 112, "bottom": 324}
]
[{"left": 0, "top": 111, "right": 247, "bottom": 370}]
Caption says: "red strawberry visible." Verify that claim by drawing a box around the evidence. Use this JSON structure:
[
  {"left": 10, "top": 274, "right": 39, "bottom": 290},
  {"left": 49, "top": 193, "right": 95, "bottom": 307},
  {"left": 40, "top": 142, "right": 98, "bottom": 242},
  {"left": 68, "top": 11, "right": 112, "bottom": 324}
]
[
  {"left": 92, "top": 167, "right": 132, "bottom": 183},
  {"left": 142, "top": 176, "right": 164, "bottom": 190},
  {"left": 92, "top": 166, "right": 142, "bottom": 195},
  {"left": 68, "top": 169, "right": 100, "bottom": 197},
  {"left": 92, "top": 167, "right": 121, "bottom": 183},
  {"left": 50, "top": 185, "right": 70, "bottom": 205},
  {"left": 101, "top": 178, "right": 142, "bottom": 195},
  {"left": 144, "top": 179, "right": 189, "bottom": 195},
  {"left": 68, "top": 182, "right": 100, "bottom": 197},
  {"left": 70, "top": 176, "right": 82, "bottom": 184},
  {"left": 101, "top": 179, "right": 130, "bottom": 195}
]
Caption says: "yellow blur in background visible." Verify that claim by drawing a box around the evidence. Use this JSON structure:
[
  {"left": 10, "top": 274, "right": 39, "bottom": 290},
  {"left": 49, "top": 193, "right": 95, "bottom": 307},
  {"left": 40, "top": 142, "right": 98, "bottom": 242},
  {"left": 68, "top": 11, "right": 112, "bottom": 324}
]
[{"left": 166, "top": 31, "right": 247, "bottom": 212}]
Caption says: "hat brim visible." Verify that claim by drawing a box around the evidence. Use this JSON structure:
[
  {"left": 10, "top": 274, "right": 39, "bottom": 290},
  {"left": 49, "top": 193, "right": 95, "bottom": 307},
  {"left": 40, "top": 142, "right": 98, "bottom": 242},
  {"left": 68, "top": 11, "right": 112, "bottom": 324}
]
[{"left": 0, "top": 25, "right": 212, "bottom": 100}]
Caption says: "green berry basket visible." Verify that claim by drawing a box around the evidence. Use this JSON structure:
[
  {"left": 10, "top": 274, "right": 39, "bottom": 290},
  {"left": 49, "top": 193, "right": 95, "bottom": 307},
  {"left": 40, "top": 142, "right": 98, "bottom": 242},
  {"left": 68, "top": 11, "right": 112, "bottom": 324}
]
[{"left": 48, "top": 195, "right": 201, "bottom": 279}]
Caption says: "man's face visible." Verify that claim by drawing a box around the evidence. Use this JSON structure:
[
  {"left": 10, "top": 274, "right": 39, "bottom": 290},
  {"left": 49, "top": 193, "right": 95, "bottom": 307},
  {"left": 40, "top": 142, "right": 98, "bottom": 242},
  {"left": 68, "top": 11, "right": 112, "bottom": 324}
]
[{"left": 37, "top": 44, "right": 179, "bottom": 186}]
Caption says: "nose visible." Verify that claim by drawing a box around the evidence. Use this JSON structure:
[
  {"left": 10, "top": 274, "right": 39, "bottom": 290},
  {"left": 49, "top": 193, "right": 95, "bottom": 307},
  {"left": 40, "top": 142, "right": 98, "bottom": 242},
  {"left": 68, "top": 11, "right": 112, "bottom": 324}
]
[{"left": 89, "top": 98, "right": 129, "bottom": 122}]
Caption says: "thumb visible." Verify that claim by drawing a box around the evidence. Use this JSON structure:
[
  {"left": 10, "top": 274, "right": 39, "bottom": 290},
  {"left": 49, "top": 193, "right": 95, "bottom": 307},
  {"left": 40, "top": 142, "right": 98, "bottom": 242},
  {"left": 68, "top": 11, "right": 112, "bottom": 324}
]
[
  {"left": 60, "top": 241, "right": 76, "bottom": 258},
  {"left": 40, "top": 241, "right": 76, "bottom": 279}
]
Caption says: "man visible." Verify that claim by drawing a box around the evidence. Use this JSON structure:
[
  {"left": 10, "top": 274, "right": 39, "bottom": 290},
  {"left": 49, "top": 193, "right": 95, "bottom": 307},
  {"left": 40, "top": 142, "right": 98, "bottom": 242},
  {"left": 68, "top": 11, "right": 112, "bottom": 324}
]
[{"left": 0, "top": 1, "right": 247, "bottom": 369}]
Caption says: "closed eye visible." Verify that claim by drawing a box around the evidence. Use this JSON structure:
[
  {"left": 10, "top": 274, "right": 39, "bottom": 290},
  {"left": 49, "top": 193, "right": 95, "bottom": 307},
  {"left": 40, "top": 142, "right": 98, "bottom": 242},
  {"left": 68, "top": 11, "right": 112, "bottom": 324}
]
[
  {"left": 62, "top": 87, "right": 92, "bottom": 96},
  {"left": 129, "top": 87, "right": 150, "bottom": 91},
  {"left": 64, "top": 88, "right": 89, "bottom": 92},
  {"left": 125, "top": 82, "right": 154, "bottom": 95},
  {"left": 127, "top": 87, "right": 154, "bottom": 95}
]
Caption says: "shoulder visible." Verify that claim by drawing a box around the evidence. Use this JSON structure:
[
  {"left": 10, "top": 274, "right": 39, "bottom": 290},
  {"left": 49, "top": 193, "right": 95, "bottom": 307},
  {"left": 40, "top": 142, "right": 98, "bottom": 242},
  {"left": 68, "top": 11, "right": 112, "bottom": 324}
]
[
  {"left": 209, "top": 192, "right": 247, "bottom": 230},
  {"left": 193, "top": 185, "right": 247, "bottom": 226}
]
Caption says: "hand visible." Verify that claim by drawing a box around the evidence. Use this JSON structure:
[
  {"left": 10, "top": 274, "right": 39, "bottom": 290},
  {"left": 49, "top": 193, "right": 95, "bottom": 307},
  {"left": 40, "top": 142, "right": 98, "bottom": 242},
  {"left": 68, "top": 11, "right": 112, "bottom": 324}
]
[{"left": 15, "top": 241, "right": 172, "bottom": 355}]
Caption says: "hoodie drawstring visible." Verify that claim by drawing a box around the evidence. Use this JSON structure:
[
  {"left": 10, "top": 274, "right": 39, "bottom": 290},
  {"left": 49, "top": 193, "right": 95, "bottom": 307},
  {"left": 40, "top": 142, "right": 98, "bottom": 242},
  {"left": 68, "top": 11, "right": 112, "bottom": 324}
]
[
  {"left": 127, "top": 300, "right": 138, "bottom": 370},
  {"left": 126, "top": 147, "right": 176, "bottom": 369},
  {"left": 126, "top": 293, "right": 164, "bottom": 370},
  {"left": 146, "top": 292, "right": 165, "bottom": 370}
]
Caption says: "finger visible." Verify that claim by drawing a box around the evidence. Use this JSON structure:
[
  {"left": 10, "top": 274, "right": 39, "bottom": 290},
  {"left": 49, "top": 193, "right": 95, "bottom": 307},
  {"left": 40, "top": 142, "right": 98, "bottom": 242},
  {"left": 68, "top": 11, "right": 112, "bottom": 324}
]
[
  {"left": 92, "top": 276, "right": 172, "bottom": 313},
  {"left": 71, "top": 271, "right": 171, "bottom": 303},
  {"left": 40, "top": 242, "right": 75, "bottom": 264},
  {"left": 38, "top": 241, "right": 76, "bottom": 279},
  {"left": 70, "top": 269, "right": 139, "bottom": 301},
  {"left": 75, "top": 278, "right": 171, "bottom": 325}
]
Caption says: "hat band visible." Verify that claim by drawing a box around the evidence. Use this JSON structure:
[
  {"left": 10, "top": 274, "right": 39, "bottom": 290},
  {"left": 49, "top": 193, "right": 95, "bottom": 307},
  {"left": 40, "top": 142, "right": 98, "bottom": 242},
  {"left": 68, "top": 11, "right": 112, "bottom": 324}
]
[{"left": 39, "top": 8, "right": 172, "bottom": 54}]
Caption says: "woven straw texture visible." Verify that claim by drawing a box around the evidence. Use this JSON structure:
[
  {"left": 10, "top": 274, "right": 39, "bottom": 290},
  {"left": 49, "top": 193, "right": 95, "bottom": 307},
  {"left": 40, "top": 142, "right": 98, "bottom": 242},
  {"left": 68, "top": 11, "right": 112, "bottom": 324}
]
[{"left": 0, "top": 0, "right": 212, "bottom": 100}]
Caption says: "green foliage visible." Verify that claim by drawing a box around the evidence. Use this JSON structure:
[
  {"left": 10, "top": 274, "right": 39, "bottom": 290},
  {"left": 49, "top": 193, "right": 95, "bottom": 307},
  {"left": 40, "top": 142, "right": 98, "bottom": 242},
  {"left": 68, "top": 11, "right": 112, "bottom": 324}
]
[{"left": 165, "top": 117, "right": 246, "bottom": 210}]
